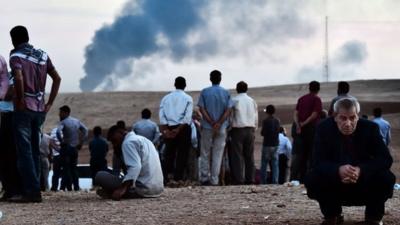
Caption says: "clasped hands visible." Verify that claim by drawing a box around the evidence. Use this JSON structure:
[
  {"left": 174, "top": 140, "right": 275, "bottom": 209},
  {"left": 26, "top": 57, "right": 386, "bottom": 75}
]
[{"left": 339, "top": 164, "right": 361, "bottom": 184}]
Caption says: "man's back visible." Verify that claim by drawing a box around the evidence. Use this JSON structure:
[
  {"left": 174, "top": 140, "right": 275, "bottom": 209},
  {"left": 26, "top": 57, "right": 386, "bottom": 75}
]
[
  {"left": 58, "top": 116, "right": 88, "bottom": 147},
  {"left": 231, "top": 93, "right": 258, "bottom": 128},
  {"left": 133, "top": 119, "right": 159, "bottom": 142},
  {"left": 89, "top": 136, "right": 108, "bottom": 160},
  {"left": 261, "top": 116, "right": 280, "bottom": 147},
  {"left": 372, "top": 117, "right": 391, "bottom": 146},
  {"left": 296, "top": 93, "right": 322, "bottom": 124},
  {"left": 198, "top": 85, "right": 231, "bottom": 129},
  {"left": 159, "top": 90, "right": 193, "bottom": 126},
  {"left": 9, "top": 43, "right": 55, "bottom": 112},
  {"left": 122, "top": 132, "right": 163, "bottom": 195}
]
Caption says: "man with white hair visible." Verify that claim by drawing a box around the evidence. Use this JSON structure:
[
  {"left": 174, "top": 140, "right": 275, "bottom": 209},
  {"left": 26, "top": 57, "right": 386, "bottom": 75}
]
[{"left": 305, "top": 98, "right": 395, "bottom": 225}]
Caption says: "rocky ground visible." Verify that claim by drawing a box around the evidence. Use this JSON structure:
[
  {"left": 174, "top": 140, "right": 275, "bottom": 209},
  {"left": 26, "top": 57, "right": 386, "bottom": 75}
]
[{"left": 0, "top": 185, "right": 399, "bottom": 225}]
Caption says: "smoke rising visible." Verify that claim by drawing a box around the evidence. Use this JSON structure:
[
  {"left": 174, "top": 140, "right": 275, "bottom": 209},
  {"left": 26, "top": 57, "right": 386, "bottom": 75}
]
[
  {"left": 81, "top": 0, "right": 315, "bottom": 91},
  {"left": 296, "top": 40, "right": 368, "bottom": 82}
]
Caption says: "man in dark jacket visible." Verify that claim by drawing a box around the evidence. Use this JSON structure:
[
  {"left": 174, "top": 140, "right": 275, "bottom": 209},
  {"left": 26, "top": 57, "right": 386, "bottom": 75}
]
[{"left": 305, "top": 98, "right": 395, "bottom": 225}]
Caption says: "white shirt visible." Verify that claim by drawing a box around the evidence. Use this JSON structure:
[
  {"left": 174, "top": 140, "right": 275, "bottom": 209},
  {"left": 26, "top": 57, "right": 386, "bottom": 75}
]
[
  {"left": 277, "top": 133, "right": 292, "bottom": 158},
  {"left": 159, "top": 89, "right": 193, "bottom": 126},
  {"left": 50, "top": 128, "right": 61, "bottom": 156},
  {"left": 122, "top": 131, "right": 164, "bottom": 197},
  {"left": 231, "top": 93, "right": 258, "bottom": 128}
]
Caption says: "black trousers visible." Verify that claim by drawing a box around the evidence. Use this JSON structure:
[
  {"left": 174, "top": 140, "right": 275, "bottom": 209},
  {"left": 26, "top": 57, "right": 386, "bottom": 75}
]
[
  {"left": 291, "top": 124, "right": 315, "bottom": 183},
  {"left": 51, "top": 155, "right": 62, "bottom": 191},
  {"left": 163, "top": 124, "right": 191, "bottom": 181},
  {"left": 228, "top": 127, "right": 255, "bottom": 184},
  {"left": 60, "top": 145, "right": 79, "bottom": 191},
  {"left": 278, "top": 154, "right": 289, "bottom": 184},
  {"left": 305, "top": 170, "right": 395, "bottom": 220},
  {"left": 0, "top": 112, "right": 22, "bottom": 197}
]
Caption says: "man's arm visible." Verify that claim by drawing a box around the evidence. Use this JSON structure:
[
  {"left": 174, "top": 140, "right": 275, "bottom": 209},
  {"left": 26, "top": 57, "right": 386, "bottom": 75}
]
[
  {"left": 45, "top": 69, "right": 61, "bottom": 112},
  {"left": 293, "top": 110, "right": 301, "bottom": 134},
  {"left": 213, "top": 108, "right": 232, "bottom": 131},
  {"left": 300, "top": 111, "right": 319, "bottom": 127},
  {"left": 0, "top": 63, "right": 9, "bottom": 100},
  {"left": 13, "top": 69, "right": 25, "bottom": 111},
  {"left": 77, "top": 122, "right": 89, "bottom": 150}
]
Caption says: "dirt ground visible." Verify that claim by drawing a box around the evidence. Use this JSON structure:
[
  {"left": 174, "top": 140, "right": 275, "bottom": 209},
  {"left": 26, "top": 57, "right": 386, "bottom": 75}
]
[{"left": 0, "top": 185, "right": 399, "bottom": 224}]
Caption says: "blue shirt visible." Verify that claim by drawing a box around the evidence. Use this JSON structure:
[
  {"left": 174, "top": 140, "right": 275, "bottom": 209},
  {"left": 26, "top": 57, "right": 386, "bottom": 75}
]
[
  {"left": 372, "top": 117, "right": 391, "bottom": 146},
  {"left": 89, "top": 136, "right": 109, "bottom": 161},
  {"left": 133, "top": 119, "right": 161, "bottom": 144},
  {"left": 197, "top": 85, "right": 232, "bottom": 130},
  {"left": 57, "top": 116, "right": 89, "bottom": 147},
  {"left": 159, "top": 89, "right": 193, "bottom": 126}
]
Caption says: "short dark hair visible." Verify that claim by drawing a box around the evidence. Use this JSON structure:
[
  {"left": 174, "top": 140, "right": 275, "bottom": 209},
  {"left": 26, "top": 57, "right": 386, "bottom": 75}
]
[
  {"left": 10, "top": 25, "right": 29, "bottom": 47},
  {"left": 174, "top": 76, "right": 186, "bottom": 90},
  {"left": 59, "top": 105, "right": 71, "bottom": 114},
  {"left": 93, "top": 126, "right": 102, "bottom": 137},
  {"left": 309, "top": 81, "right": 320, "bottom": 93},
  {"left": 116, "top": 120, "right": 126, "bottom": 129},
  {"left": 266, "top": 105, "right": 275, "bottom": 115},
  {"left": 236, "top": 81, "right": 248, "bottom": 93},
  {"left": 373, "top": 107, "right": 382, "bottom": 118},
  {"left": 210, "top": 70, "right": 221, "bottom": 85},
  {"left": 337, "top": 81, "right": 350, "bottom": 95},
  {"left": 141, "top": 108, "right": 151, "bottom": 119},
  {"left": 107, "top": 125, "right": 123, "bottom": 141}
]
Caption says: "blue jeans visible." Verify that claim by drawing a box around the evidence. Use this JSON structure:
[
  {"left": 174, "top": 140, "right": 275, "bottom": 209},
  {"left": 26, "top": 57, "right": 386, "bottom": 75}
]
[
  {"left": 13, "top": 110, "right": 46, "bottom": 196},
  {"left": 260, "top": 146, "right": 279, "bottom": 184}
]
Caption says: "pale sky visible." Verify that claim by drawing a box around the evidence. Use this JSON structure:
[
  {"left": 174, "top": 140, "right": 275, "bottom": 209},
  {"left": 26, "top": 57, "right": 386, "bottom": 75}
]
[{"left": 0, "top": 0, "right": 399, "bottom": 92}]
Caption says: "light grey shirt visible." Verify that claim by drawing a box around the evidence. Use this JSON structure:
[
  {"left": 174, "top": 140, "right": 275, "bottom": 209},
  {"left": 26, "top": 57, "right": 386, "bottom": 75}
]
[
  {"left": 57, "top": 116, "right": 88, "bottom": 148},
  {"left": 122, "top": 131, "right": 164, "bottom": 197},
  {"left": 132, "top": 119, "right": 161, "bottom": 144},
  {"left": 159, "top": 89, "right": 193, "bottom": 126}
]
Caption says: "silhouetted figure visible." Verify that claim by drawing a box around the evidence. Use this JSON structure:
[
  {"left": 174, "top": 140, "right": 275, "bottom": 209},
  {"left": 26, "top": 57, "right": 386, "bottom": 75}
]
[
  {"left": 305, "top": 98, "right": 395, "bottom": 225},
  {"left": 328, "top": 81, "right": 353, "bottom": 116},
  {"left": 89, "top": 126, "right": 109, "bottom": 185},
  {"left": 291, "top": 81, "right": 322, "bottom": 183},
  {"left": 277, "top": 127, "right": 292, "bottom": 184},
  {"left": 0, "top": 53, "right": 22, "bottom": 201},
  {"left": 260, "top": 105, "right": 280, "bottom": 184},
  {"left": 372, "top": 107, "right": 391, "bottom": 146},
  {"left": 9, "top": 25, "right": 61, "bottom": 203},
  {"left": 39, "top": 133, "right": 52, "bottom": 191}
]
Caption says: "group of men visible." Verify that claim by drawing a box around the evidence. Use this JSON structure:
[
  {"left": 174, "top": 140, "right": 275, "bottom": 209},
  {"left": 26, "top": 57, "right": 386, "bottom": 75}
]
[{"left": 0, "top": 25, "right": 396, "bottom": 225}]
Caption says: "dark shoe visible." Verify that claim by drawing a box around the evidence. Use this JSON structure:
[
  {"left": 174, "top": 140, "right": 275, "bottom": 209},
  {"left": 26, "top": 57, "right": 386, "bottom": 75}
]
[
  {"left": 8, "top": 194, "right": 42, "bottom": 203},
  {"left": 364, "top": 219, "right": 383, "bottom": 225},
  {"left": 321, "top": 216, "right": 339, "bottom": 225},
  {"left": 96, "top": 189, "right": 111, "bottom": 199},
  {"left": 201, "top": 181, "right": 211, "bottom": 186}
]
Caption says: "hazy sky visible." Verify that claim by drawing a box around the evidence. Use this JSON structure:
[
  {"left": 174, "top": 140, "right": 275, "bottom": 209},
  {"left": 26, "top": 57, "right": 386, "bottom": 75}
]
[{"left": 1, "top": 0, "right": 399, "bottom": 92}]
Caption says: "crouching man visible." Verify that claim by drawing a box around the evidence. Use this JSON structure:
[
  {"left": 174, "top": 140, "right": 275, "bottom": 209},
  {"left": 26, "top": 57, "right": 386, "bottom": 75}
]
[
  {"left": 305, "top": 98, "right": 395, "bottom": 225},
  {"left": 95, "top": 125, "right": 164, "bottom": 200}
]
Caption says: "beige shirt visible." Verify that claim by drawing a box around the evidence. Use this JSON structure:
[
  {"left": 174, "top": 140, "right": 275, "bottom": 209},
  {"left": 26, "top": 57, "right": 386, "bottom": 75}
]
[{"left": 231, "top": 93, "right": 258, "bottom": 128}]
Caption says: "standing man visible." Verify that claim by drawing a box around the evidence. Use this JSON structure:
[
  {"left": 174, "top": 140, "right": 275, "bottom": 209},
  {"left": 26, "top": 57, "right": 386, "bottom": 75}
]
[
  {"left": 198, "top": 70, "right": 232, "bottom": 186},
  {"left": 39, "top": 133, "right": 52, "bottom": 191},
  {"left": 159, "top": 76, "right": 193, "bottom": 182},
  {"left": 328, "top": 81, "right": 353, "bottom": 116},
  {"left": 372, "top": 107, "right": 391, "bottom": 146},
  {"left": 57, "top": 105, "right": 88, "bottom": 191},
  {"left": 9, "top": 25, "right": 61, "bottom": 202},
  {"left": 260, "top": 105, "right": 280, "bottom": 184},
  {"left": 133, "top": 108, "right": 161, "bottom": 145},
  {"left": 95, "top": 125, "right": 163, "bottom": 200},
  {"left": 89, "top": 126, "right": 109, "bottom": 185},
  {"left": 292, "top": 81, "right": 322, "bottom": 183},
  {"left": 305, "top": 98, "right": 395, "bottom": 225},
  {"left": 229, "top": 81, "right": 258, "bottom": 185},
  {"left": 0, "top": 53, "right": 22, "bottom": 201},
  {"left": 50, "top": 127, "right": 62, "bottom": 191}
]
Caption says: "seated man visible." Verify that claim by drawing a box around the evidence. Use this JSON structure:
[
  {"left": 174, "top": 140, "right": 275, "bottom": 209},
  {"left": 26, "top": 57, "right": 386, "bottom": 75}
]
[
  {"left": 305, "top": 98, "right": 395, "bottom": 225},
  {"left": 95, "top": 125, "right": 164, "bottom": 200}
]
